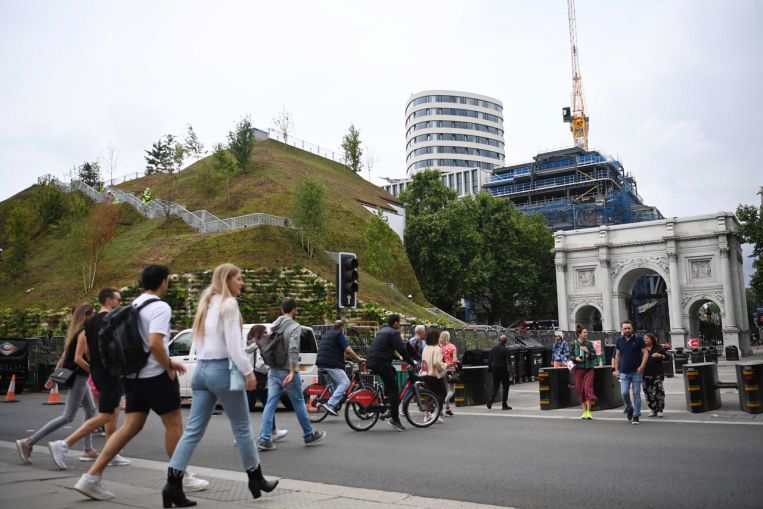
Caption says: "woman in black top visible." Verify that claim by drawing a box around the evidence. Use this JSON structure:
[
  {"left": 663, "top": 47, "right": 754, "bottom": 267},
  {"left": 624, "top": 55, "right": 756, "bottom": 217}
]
[
  {"left": 15, "top": 304, "right": 98, "bottom": 465},
  {"left": 642, "top": 333, "right": 667, "bottom": 418}
]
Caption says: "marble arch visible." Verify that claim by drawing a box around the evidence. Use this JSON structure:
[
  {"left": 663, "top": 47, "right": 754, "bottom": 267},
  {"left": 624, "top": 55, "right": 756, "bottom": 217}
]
[{"left": 554, "top": 212, "right": 751, "bottom": 355}]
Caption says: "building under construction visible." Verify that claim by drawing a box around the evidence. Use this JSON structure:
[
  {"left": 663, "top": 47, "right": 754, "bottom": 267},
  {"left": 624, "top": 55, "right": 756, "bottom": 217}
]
[{"left": 483, "top": 146, "right": 662, "bottom": 231}]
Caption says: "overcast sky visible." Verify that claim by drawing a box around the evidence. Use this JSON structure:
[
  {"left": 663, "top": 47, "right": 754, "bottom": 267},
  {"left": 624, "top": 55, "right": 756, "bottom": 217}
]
[{"left": 1, "top": 0, "right": 761, "bottom": 275}]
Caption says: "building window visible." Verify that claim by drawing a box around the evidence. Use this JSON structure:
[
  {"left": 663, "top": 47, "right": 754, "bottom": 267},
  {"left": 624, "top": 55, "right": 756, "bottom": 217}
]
[
  {"left": 464, "top": 171, "right": 470, "bottom": 195},
  {"left": 448, "top": 174, "right": 454, "bottom": 190},
  {"left": 457, "top": 172, "right": 463, "bottom": 194},
  {"left": 472, "top": 170, "right": 479, "bottom": 194}
]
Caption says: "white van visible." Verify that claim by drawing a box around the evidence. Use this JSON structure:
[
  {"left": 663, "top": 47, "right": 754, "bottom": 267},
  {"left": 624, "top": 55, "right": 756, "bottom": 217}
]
[{"left": 168, "top": 323, "right": 319, "bottom": 399}]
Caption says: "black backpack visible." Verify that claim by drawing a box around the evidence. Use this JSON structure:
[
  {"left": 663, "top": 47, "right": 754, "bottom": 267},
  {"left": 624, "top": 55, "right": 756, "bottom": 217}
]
[{"left": 98, "top": 298, "right": 161, "bottom": 376}]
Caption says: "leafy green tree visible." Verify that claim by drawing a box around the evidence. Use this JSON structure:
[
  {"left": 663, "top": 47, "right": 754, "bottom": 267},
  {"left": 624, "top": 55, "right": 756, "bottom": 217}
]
[
  {"left": 399, "top": 169, "right": 457, "bottom": 217},
  {"left": 227, "top": 116, "right": 255, "bottom": 174},
  {"left": 341, "top": 124, "right": 363, "bottom": 173},
  {"left": 461, "top": 194, "right": 555, "bottom": 324},
  {"left": 78, "top": 161, "right": 101, "bottom": 188},
  {"left": 292, "top": 175, "right": 327, "bottom": 257},
  {"left": 212, "top": 143, "right": 238, "bottom": 208},
  {"left": 272, "top": 106, "right": 294, "bottom": 143},
  {"left": 363, "top": 208, "right": 398, "bottom": 278},
  {"left": 3, "top": 207, "right": 31, "bottom": 279},
  {"left": 144, "top": 135, "right": 176, "bottom": 175},
  {"left": 737, "top": 189, "right": 763, "bottom": 305},
  {"left": 32, "top": 183, "right": 65, "bottom": 226}
]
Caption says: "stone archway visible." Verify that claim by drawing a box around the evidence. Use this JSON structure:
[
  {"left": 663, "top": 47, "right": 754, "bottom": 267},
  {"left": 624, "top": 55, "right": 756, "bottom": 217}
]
[
  {"left": 614, "top": 267, "right": 670, "bottom": 341},
  {"left": 574, "top": 304, "right": 603, "bottom": 332},
  {"left": 553, "top": 213, "right": 751, "bottom": 355},
  {"left": 685, "top": 296, "right": 725, "bottom": 348}
]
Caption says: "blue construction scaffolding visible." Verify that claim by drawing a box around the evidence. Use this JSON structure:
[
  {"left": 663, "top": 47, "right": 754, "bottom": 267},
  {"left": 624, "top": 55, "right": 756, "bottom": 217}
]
[{"left": 484, "top": 146, "right": 662, "bottom": 231}]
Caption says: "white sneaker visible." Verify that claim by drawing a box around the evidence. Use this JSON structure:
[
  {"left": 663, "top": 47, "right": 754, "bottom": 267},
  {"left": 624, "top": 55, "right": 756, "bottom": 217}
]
[
  {"left": 107, "top": 454, "right": 131, "bottom": 466},
  {"left": 657, "top": 411, "right": 664, "bottom": 418},
  {"left": 273, "top": 429, "right": 289, "bottom": 442},
  {"left": 74, "top": 474, "right": 114, "bottom": 500},
  {"left": 15, "top": 439, "right": 32, "bottom": 464},
  {"left": 48, "top": 440, "right": 69, "bottom": 470},
  {"left": 437, "top": 416, "right": 445, "bottom": 423},
  {"left": 183, "top": 472, "right": 209, "bottom": 492}
]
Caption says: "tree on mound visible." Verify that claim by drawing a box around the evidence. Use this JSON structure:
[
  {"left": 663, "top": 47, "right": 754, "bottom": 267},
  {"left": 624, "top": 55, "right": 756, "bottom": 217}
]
[
  {"left": 227, "top": 115, "right": 256, "bottom": 175},
  {"left": 292, "top": 175, "right": 327, "bottom": 257}
]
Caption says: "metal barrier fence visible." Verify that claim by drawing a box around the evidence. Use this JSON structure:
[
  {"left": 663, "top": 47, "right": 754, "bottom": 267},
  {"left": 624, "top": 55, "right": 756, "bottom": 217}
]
[{"left": 268, "top": 131, "right": 348, "bottom": 166}]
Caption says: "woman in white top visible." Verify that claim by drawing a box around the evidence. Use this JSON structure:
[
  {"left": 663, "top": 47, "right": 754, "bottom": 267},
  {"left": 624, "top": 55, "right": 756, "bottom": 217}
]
[{"left": 163, "top": 264, "right": 277, "bottom": 508}]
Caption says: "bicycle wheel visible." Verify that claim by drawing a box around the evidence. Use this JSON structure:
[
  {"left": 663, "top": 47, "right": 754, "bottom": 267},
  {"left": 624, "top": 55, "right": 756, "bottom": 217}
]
[
  {"left": 344, "top": 388, "right": 380, "bottom": 432},
  {"left": 303, "top": 383, "right": 330, "bottom": 423},
  {"left": 402, "top": 388, "right": 441, "bottom": 428}
]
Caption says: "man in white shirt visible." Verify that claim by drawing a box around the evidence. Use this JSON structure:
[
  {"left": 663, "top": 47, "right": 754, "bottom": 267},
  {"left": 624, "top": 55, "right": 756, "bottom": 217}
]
[{"left": 74, "top": 265, "right": 208, "bottom": 500}]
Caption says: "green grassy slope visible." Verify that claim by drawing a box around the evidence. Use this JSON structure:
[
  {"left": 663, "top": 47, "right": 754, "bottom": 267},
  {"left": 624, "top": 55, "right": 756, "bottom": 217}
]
[{"left": 0, "top": 140, "right": 429, "bottom": 320}]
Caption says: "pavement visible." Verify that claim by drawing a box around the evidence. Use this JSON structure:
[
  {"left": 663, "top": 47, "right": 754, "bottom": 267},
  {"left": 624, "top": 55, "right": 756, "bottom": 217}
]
[
  {"left": 1, "top": 348, "right": 762, "bottom": 508},
  {"left": 0, "top": 440, "right": 509, "bottom": 509}
]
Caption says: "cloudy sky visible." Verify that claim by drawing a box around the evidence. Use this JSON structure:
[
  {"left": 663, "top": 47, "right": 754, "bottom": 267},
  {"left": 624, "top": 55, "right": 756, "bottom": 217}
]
[{"left": 1, "top": 0, "right": 761, "bottom": 273}]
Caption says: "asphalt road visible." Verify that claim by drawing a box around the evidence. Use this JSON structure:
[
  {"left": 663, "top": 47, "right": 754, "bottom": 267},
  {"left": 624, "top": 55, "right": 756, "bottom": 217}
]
[{"left": 2, "top": 394, "right": 762, "bottom": 509}]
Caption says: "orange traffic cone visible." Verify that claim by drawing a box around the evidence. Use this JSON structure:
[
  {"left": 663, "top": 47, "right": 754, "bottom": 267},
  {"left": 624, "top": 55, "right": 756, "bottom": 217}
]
[
  {"left": 3, "top": 374, "right": 20, "bottom": 403},
  {"left": 43, "top": 383, "right": 64, "bottom": 405}
]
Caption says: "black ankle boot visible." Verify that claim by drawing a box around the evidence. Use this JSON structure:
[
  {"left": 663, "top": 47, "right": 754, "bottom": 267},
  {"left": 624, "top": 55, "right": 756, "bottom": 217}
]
[
  {"left": 162, "top": 468, "right": 197, "bottom": 508},
  {"left": 246, "top": 464, "right": 278, "bottom": 499}
]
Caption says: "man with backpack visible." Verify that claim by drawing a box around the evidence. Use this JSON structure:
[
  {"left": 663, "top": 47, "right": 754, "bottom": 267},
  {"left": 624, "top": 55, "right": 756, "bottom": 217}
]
[
  {"left": 257, "top": 298, "right": 326, "bottom": 451},
  {"left": 74, "top": 265, "right": 208, "bottom": 501},
  {"left": 48, "top": 287, "right": 131, "bottom": 469}
]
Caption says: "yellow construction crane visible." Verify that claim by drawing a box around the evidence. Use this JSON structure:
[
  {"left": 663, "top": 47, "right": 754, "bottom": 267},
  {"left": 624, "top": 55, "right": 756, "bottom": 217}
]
[{"left": 562, "top": 0, "right": 589, "bottom": 150}]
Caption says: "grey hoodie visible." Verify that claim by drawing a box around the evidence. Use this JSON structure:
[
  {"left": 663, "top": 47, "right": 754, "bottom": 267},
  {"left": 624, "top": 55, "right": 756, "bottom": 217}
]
[{"left": 270, "top": 315, "right": 302, "bottom": 370}]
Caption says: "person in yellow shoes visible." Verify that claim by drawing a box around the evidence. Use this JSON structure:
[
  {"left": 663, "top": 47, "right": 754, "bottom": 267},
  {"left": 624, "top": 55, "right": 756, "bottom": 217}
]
[{"left": 572, "top": 325, "right": 598, "bottom": 420}]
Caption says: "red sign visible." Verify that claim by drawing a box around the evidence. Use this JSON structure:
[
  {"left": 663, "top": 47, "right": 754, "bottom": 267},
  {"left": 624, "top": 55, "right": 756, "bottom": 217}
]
[{"left": 687, "top": 338, "right": 700, "bottom": 348}]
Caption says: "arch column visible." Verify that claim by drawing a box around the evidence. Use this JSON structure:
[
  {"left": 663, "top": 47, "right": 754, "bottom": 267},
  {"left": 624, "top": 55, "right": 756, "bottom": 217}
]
[
  {"left": 555, "top": 255, "right": 569, "bottom": 331},
  {"left": 718, "top": 240, "right": 742, "bottom": 352},
  {"left": 598, "top": 258, "right": 614, "bottom": 331},
  {"left": 666, "top": 245, "right": 686, "bottom": 349}
]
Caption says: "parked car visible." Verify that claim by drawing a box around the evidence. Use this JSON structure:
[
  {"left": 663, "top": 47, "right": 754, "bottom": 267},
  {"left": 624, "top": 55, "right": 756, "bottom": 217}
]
[{"left": 168, "top": 323, "right": 319, "bottom": 399}]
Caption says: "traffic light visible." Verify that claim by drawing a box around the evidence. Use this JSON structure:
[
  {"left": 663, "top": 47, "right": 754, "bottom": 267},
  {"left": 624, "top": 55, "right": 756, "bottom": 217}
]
[{"left": 337, "top": 252, "right": 359, "bottom": 309}]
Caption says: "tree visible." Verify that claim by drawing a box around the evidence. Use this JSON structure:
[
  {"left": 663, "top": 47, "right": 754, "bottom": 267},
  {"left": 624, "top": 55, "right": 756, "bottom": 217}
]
[
  {"left": 364, "top": 147, "right": 377, "bottom": 181},
  {"left": 183, "top": 124, "right": 205, "bottom": 161},
  {"left": 144, "top": 134, "right": 180, "bottom": 175},
  {"left": 460, "top": 194, "right": 555, "bottom": 324},
  {"left": 737, "top": 189, "right": 763, "bottom": 305},
  {"left": 292, "top": 175, "right": 327, "bottom": 257},
  {"left": 3, "top": 207, "right": 31, "bottom": 279},
  {"left": 272, "top": 106, "right": 294, "bottom": 143},
  {"left": 399, "top": 169, "right": 457, "bottom": 217},
  {"left": 341, "top": 124, "right": 363, "bottom": 173},
  {"left": 400, "top": 172, "right": 555, "bottom": 323},
  {"left": 78, "top": 161, "right": 101, "bottom": 188},
  {"left": 363, "top": 208, "right": 398, "bottom": 278},
  {"left": 32, "top": 182, "right": 65, "bottom": 226},
  {"left": 227, "top": 116, "right": 256, "bottom": 174},
  {"left": 76, "top": 204, "right": 118, "bottom": 292},
  {"left": 103, "top": 141, "right": 119, "bottom": 185},
  {"left": 212, "top": 143, "right": 238, "bottom": 208}
]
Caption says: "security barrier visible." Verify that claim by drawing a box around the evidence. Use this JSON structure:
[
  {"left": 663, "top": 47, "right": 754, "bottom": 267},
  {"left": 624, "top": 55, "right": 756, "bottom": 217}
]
[
  {"left": 736, "top": 361, "right": 763, "bottom": 415},
  {"left": 684, "top": 363, "right": 722, "bottom": 413}
]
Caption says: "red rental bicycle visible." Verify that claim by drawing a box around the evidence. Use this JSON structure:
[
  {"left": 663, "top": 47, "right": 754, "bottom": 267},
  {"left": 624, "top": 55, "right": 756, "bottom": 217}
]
[
  {"left": 344, "top": 367, "right": 441, "bottom": 431},
  {"left": 303, "top": 361, "right": 375, "bottom": 423}
]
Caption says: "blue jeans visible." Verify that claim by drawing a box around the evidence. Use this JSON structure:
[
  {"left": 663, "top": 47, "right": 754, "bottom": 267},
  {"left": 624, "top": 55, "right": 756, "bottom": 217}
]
[
  {"left": 259, "top": 368, "right": 313, "bottom": 441},
  {"left": 620, "top": 371, "right": 643, "bottom": 417},
  {"left": 322, "top": 367, "right": 350, "bottom": 410},
  {"left": 29, "top": 374, "right": 95, "bottom": 449},
  {"left": 169, "top": 359, "right": 260, "bottom": 472}
]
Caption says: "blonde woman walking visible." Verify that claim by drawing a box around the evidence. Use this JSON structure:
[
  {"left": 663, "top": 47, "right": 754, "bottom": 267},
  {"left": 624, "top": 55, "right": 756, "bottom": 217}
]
[
  {"left": 163, "top": 264, "right": 277, "bottom": 508},
  {"left": 439, "top": 331, "right": 458, "bottom": 417},
  {"left": 16, "top": 304, "right": 98, "bottom": 464}
]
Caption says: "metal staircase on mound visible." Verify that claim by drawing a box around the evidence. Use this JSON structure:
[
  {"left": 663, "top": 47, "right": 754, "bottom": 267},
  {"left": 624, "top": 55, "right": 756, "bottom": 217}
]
[{"left": 40, "top": 175, "right": 292, "bottom": 233}]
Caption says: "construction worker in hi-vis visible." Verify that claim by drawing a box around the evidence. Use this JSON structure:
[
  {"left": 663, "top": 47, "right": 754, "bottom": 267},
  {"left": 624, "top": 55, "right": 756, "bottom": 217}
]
[{"left": 142, "top": 187, "right": 152, "bottom": 206}]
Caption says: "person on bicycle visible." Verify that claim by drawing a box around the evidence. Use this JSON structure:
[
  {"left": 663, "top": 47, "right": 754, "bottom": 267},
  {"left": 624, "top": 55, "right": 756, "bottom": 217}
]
[
  {"left": 366, "top": 314, "right": 417, "bottom": 431},
  {"left": 315, "top": 321, "right": 365, "bottom": 416}
]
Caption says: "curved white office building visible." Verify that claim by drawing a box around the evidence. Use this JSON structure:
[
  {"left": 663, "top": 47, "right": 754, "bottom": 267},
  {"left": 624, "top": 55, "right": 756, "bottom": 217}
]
[{"left": 405, "top": 90, "right": 505, "bottom": 177}]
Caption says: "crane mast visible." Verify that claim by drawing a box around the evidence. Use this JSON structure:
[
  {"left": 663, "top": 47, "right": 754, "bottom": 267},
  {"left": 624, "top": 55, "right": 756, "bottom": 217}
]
[{"left": 563, "top": 0, "right": 589, "bottom": 150}]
